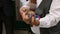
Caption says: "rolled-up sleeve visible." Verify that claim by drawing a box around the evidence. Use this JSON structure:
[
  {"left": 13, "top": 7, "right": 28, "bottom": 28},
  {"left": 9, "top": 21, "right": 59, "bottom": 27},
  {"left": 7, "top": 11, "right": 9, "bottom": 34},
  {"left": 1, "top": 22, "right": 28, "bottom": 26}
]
[{"left": 39, "top": 0, "right": 60, "bottom": 28}]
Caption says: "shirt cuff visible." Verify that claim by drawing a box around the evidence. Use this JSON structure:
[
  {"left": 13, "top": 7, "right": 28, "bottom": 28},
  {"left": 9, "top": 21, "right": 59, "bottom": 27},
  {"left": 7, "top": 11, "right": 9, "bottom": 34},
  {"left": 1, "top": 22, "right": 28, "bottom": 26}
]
[{"left": 39, "top": 14, "right": 58, "bottom": 28}]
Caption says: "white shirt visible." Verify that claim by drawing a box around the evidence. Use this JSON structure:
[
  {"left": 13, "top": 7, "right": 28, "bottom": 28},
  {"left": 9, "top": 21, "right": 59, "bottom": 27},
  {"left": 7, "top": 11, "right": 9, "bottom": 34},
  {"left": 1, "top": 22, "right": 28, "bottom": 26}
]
[
  {"left": 40, "top": 0, "right": 60, "bottom": 28},
  {"left": 20, "top": 0, "right": 28, "bottom": 5},
  {"left": 22, "top": 0, "right": 42, "bottom": 7},
  {"left": 22, "top": 0, "right": 60, "bottom": 28},
  {"left": 21, "top": 0, "right": 60, "bottom": 34}
]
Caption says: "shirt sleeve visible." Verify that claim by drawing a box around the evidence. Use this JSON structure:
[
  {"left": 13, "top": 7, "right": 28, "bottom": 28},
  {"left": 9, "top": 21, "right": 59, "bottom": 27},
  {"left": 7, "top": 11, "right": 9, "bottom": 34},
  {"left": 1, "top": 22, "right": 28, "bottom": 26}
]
[{"left": 39, "top": 0, "right": 60, "bottom": 28}]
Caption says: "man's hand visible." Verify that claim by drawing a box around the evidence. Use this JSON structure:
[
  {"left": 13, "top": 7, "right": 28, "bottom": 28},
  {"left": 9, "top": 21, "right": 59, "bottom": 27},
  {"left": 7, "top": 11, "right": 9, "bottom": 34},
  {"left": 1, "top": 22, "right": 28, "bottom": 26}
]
[
  {"left": 20, "top": 7, "right": 26, "bottom": 14},
  {"left": 20, "top": 7, "right": 40, "bottom": 26},
  {"left": 20, "top": 7, "right": 30, "bottom": 24},
  {"left": 35, "top": 20, "right": 40, "bottom": 26}
]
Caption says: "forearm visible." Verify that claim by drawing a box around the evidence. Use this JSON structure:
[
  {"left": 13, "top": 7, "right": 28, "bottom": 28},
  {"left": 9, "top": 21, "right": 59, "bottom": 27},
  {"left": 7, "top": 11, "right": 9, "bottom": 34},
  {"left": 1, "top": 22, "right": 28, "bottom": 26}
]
[
  {"left": 39, "top": 11, "right": 60, "bottom": 28},
  {"left": 39, "top": 0, "right": 60, "bottom": 28},
  {"left": 39, "top": 14, "right": 56, "bottom": 28}
]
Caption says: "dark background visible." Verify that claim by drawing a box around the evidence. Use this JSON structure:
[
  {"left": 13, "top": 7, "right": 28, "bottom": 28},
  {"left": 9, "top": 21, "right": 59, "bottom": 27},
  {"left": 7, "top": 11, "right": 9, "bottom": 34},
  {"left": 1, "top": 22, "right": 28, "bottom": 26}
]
[{"left": 15, "top": 0, "right": 29, "bottom": 30}]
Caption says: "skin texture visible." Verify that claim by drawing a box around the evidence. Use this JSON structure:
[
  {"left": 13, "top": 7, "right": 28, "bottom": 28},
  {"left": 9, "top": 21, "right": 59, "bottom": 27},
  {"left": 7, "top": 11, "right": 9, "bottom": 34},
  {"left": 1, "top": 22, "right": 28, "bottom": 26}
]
[{"left": 20, "top": 0, "right": 39, "bottom": 26}]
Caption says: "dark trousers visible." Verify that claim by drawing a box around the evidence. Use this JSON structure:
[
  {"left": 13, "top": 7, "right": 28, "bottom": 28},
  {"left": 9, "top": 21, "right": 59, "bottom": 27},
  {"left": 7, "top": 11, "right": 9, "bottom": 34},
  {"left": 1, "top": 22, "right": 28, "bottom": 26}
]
[
  {"left": 40, "top": 22, "right": 60, "bottom": 34},
  {"left": 0, "top": 7, "right": 14, "bottom": 34},
  {"left": 40, "top": 28, "right": 50, "bottom": 34}
]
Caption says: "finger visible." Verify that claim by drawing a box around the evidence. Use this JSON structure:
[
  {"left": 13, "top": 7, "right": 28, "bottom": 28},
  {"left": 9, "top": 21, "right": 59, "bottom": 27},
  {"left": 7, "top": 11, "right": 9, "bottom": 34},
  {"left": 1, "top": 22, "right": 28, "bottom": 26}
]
[
  {"left": 35, "top": 20, "right": 40, "bottom": 26},
  {"left": 22, "top": 12, "right": 26, "bottom": 19},
  {"left": 23, "top": 18, "right": 30, "bottom": 24},
  {"left": 20, "top": 7, "right": 26, "bottom": 13}
]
